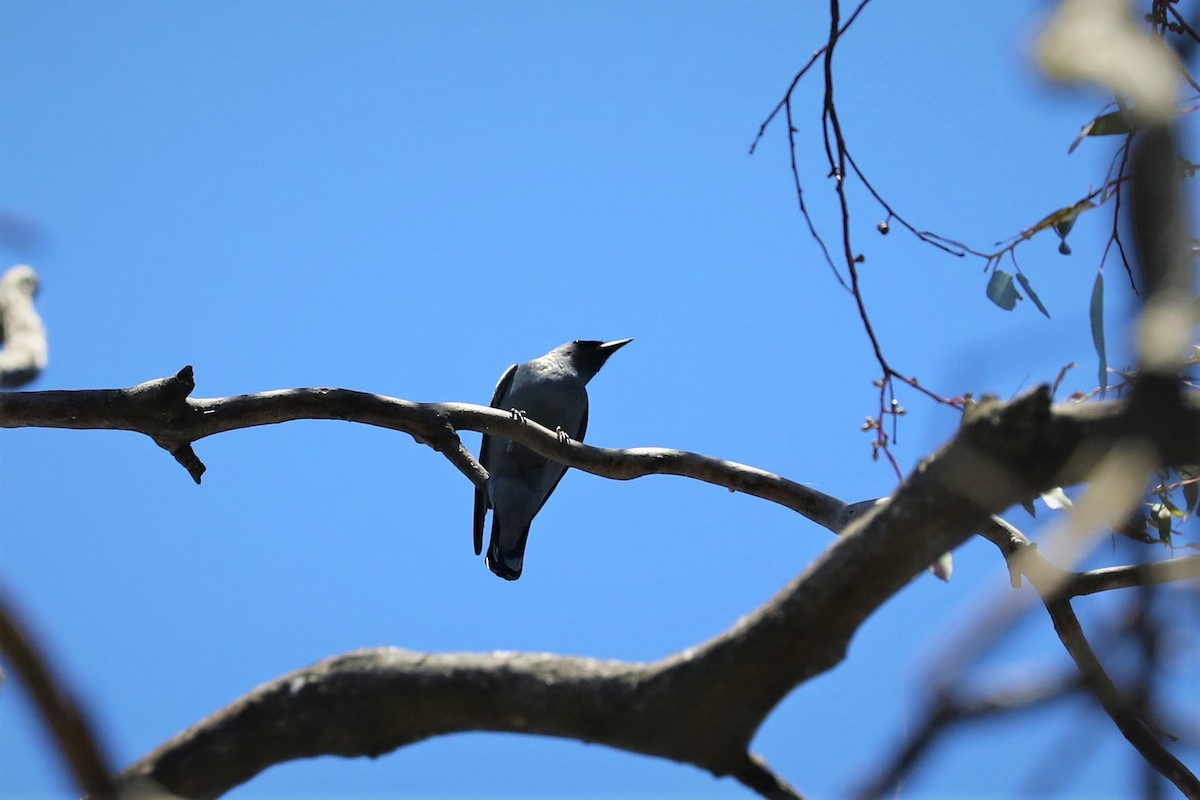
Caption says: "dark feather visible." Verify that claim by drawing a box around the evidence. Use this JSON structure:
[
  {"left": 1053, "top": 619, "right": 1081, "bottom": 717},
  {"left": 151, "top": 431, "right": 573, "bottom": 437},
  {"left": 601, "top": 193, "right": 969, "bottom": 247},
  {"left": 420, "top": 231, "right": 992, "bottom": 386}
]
[{"left": 473, "top": 363, "right": 517, "bottom": 555}]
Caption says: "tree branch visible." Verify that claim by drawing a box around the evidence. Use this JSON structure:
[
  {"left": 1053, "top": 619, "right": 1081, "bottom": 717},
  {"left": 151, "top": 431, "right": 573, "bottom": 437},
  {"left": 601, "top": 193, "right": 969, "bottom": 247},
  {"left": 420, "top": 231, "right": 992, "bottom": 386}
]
[
  {"left": 0, "top": 366, "right": 856, "bottom": 530},
  {"left": 981, "top": 518, "right": 1200, "bottom": 598},
  {"left": 982, "top": 520, "right": 1200, "bottom": 798},
  {"left": 855, "top": 670, "right": 1086, "bottom": 800},
  {"left": 101, "top": 381, "right": 1200, "bottom": 798},
  {"left": 1042, "top": 595, "right": 1198, "bottom": 798},
  {"left": 1070, "top": 555, "right": 1200, "bottom": 596},
  {"left": 0, "top": 590, "right": 116, "bottom": 798},
  {"left": 6, "top": 369, "right": 1200, "bottom": 530}
]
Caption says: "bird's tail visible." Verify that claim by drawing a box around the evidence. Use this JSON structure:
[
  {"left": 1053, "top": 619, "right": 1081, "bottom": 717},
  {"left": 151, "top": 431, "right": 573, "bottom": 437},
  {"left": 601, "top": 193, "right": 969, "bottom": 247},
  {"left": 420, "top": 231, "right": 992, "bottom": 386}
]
[{"left": 485, "top": 521, "right": 531, "bottom": 581}]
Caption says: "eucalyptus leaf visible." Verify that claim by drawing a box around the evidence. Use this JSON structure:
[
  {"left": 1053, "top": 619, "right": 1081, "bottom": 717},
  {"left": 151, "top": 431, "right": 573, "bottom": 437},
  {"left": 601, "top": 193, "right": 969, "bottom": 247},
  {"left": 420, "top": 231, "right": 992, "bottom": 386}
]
[
  {"left": 1090, "top": 272, "right": 1107, "bottom": 393},
  {"left": 986, "top": 269, "right": 1021, "bottom": 311},
  {"left": 1091, "top": 110, "right": 1134, "bottom": 136},
  {"left": 1068, "top": 111, "right": 1134, "bottom": 154},
  {"left": 1016, "top": 272, "right": 1051, "bottom": 318},
  {"left": 1151, "top": 503, "right": 1174, "bottom": 544},
  {"left": 1161, "top": 495, "right": 1184, "bottom": 517}
]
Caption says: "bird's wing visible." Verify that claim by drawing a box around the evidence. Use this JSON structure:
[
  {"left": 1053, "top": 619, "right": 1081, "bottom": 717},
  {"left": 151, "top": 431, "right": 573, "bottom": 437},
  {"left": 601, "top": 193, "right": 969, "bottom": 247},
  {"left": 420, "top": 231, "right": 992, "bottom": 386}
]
[
  {"left": 474, "top": 363, "right": 517, "bottom": 555},
  {"left": 530, "top": 394, "right": 588, "bottom": 519}
]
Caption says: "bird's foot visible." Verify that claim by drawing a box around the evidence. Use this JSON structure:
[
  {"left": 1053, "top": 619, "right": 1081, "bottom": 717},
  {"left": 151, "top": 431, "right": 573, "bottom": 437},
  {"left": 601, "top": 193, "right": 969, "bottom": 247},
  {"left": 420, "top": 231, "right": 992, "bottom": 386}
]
[
  {"left": 555, "top": 426, "right": 572, "bottom": 444},
  {"left": 509, "top": 408, "right": 528, "bottom": 424}
]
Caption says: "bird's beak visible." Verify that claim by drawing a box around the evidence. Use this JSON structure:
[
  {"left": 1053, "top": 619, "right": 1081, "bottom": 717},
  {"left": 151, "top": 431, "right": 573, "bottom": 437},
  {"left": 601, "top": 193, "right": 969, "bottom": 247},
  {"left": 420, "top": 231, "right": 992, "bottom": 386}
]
[{"left": 599, "top": 338, "right": 633, "bottom": 353}]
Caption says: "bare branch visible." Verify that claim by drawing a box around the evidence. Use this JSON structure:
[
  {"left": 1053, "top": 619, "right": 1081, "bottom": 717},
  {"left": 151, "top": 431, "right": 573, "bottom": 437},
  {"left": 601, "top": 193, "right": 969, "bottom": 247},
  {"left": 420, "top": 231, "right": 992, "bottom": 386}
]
[
  {"left": 1071, "top": 555, "right": 1200, "bottom": 595},
  {"left": 6, "top": 369, "right": 1200, "bottom": 530},
  {"left": 3, "top": 352, "right": 1198, "bottom": 798},
  {"left": 0, "top": 589, "right": 116, "bottom": 798},
  {"left": 855, "top": 670, "right": 1085, "bottom": 800},
  {"left": 1042, "top": 596, "right": 1198, "bottom": 798},
  {"left": 981, "top": 517, "right": 1200, "bottom": 597},
  {"left": 981, "top": 520, "right": 1200, "bottom": 798},
  {"left": 0, "top": 366, "right": 853, "bottom": 530},
  {"left": 0, "top": 366, "right": 488, "bottom": 490},
  {"left": 108, "top": 382, "right": 1200, "bottom": 798}
]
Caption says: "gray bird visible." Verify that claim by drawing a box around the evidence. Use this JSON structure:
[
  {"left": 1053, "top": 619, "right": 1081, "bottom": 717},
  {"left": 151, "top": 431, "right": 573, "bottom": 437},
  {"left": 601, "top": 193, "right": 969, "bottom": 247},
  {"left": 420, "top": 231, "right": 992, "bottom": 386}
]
[{"left": 474, "top": 339, "right": 632, "bottom": 580}]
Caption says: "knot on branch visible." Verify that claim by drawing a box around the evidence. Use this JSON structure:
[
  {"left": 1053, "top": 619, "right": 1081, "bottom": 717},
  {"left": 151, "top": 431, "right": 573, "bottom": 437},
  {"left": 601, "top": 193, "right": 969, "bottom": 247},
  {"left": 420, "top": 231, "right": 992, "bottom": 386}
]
[
  {"left": 960, "top": 386, "right": 1052, "bottom": 459},
  {"left": 130, "top": 366, "right": 206, "bottom": 483},
  {"left": 955, "top": 386, "right": 1071, "bottom": 494}
]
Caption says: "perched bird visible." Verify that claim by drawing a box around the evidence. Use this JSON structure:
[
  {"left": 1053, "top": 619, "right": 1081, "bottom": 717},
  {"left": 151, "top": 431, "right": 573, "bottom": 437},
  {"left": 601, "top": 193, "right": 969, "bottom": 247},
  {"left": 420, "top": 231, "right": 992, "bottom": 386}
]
[{"left": 474, "top": 339, "right": 632, "bottom": 580}]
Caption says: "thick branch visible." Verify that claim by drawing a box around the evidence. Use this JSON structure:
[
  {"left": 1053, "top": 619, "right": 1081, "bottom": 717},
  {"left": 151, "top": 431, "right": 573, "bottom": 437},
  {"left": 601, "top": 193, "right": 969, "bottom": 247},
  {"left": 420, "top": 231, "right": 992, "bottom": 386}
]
[
  {"left": 109, "top": 385, "right": 1200, "bottom": 798},
  {"left": 5, "top": 370, "right": 1199, "bottom": 797},
  {"left": 121, "top": 649, "right": 648, "bottom": 799}
]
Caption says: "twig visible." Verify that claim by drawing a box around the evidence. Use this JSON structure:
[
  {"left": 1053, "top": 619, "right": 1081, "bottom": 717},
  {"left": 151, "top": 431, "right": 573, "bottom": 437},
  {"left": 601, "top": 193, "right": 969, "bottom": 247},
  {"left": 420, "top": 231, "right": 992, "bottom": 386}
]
[
  {"left": 749, "top": 0, "right": 1163, "bottom": 470},
  {"left": 747, "top": 0, "right": 875, "bottom": 157},
  {"left": 1070, "top": 555, "right": 1200, "bottom": 596}
]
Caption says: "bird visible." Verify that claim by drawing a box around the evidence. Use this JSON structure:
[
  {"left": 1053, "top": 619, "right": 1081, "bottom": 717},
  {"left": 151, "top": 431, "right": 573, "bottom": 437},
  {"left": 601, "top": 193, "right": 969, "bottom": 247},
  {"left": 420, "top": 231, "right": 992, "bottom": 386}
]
[{"left": 474, "top": 339, "right": 632, "bottom": 580}]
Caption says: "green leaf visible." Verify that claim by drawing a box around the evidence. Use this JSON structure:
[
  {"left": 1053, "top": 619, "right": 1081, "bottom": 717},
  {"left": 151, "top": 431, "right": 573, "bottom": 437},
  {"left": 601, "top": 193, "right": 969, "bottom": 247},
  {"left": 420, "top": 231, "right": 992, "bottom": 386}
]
[
  {"left": 1161, "top": 495, "right": 1185, "bottom": 518},
  {"left": 986, "top": 269, "right": 1021, "bottom": 311},
  {"left": 1053, "top": 211, "right": 1079, "bottom": 255},
  {"left": 1068, "top": 111, "right": 1134, "bottom": 154},
  {"left": 1053, "top": 214, "right": 1077, "bottom": 239},
  {"left": 1020, "top": 200, "right": 1095, "bottom": 240},
  {"left": 1016, "top": 272, "right": 1051, "bottom": 318},
  {"left": 1089, "top": 110, "right": 1134, "bottom": 137},
  {"left": 1151, "top": 503, "right": 1174, "bottom": 544},
  {"left": 1090, "top": 272, "right": 1107, "bottom": 393}
]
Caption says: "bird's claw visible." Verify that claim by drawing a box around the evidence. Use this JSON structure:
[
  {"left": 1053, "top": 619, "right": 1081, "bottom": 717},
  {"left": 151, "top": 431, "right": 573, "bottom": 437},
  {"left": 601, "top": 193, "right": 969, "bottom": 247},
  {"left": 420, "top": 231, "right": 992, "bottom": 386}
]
[
  {"left": 555, "top": 426, "right": 571, "bottom": 444},
  {"left": 509, "top": 408, "right": 528, "bottom": 424}
]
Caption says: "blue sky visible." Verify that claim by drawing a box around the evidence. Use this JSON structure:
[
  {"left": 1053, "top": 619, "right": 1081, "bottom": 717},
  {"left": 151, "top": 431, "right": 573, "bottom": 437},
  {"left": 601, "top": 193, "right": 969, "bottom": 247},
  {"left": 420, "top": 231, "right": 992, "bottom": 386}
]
[{"left": 0, "top": 2, "right": 1194, "bottom": 798}]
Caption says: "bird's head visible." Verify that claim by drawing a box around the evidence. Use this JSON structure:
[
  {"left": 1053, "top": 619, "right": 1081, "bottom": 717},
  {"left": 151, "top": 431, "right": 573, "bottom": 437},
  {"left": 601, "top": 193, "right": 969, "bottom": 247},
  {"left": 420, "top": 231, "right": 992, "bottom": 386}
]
[{"left": 557, "top": 338, "right": 633, "bottom": 383}]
